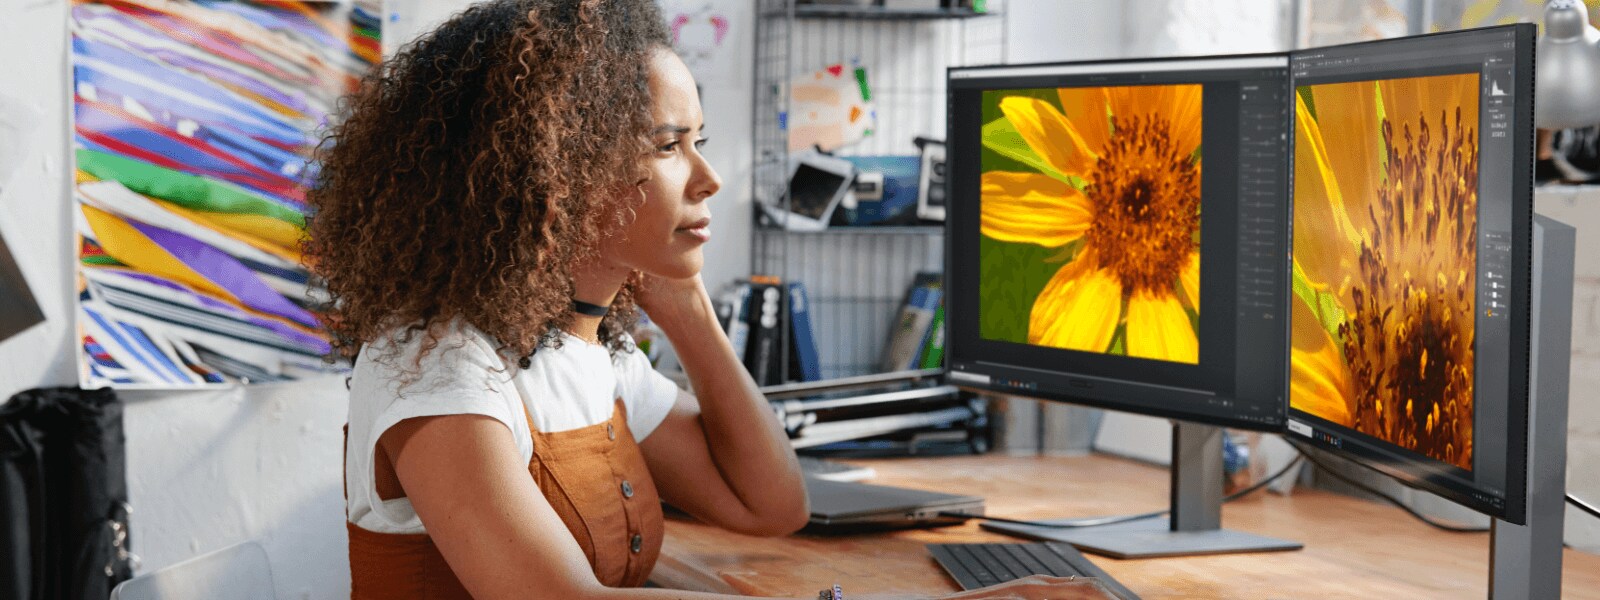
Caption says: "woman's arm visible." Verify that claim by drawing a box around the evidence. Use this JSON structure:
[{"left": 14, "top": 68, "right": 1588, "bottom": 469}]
[
  {"left": 384, "top": 413, "right": 1111, "bottom": 599},
  {"left": 635, "top": 276, "right": 810, "bottom": 537},
  {"left": 382, "top": 413, "right": 751, "bottom": 599}
]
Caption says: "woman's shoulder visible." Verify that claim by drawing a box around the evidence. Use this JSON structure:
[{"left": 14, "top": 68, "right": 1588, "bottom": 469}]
[
  {"left": 363, "top": 319, "right": 505, "bottom": 366},
  {"left": 351, "top": 318, "right": 515, "bottom": 402}
]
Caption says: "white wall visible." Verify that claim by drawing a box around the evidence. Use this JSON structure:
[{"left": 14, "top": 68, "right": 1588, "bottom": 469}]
[
  {"left": 1120, "top": 0, "right": 1291, "bottom": 57},
  {"left": 1, "top": 0, "right": 78, "bottom": 401},
  {"left": 1005, "top": 0, "right": 1122, "bottom": 63}
]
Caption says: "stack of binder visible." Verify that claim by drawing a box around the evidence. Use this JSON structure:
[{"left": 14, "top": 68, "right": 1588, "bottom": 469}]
[{"left": 762, "top": 370, "right": 990, "bottom": 455}]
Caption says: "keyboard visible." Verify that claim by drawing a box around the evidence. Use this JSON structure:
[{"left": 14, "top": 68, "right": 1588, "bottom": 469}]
[
  {"left": 927, "top": 542, "right": 1139, "bottom": 600},
  {"left": 796, "top": 455, "right": 876, "bottom": 482}
]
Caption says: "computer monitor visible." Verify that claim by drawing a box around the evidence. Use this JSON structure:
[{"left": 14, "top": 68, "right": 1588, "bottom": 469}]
[
  {"left": 1285, "top": 25, "right": 1536, "bottom": 525},
  {"left": 945, "top": 54, "right": 1299, "bottom": 558},
  {"left": 945, "top": 54, "right": 1291, "bottom": 431}
]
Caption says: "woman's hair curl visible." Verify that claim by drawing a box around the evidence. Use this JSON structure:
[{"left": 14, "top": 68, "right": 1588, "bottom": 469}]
[{"left": 305, "top": 0, "right": 670, "bottom": 367}]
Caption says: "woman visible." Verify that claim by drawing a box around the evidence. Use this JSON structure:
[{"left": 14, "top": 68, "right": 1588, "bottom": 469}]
[{"left": 308, "top": 1, "right": 1105, "bottom": 598}]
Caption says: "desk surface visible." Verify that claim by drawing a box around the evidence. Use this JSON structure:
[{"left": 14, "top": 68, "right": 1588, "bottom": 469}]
[{"left": 652, "top": 454, "right": 1600, "bottom": 599}]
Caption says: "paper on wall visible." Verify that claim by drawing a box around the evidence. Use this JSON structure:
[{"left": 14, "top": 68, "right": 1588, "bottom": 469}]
[
  {"left": 785, "top": 62, "right": 876, "bottom": 152},
  {"left": 0, "top": 228, "right": 46, "bottom": 344},
  {"left": 664, "top": 1, "right": 737, "bottom": 87}
]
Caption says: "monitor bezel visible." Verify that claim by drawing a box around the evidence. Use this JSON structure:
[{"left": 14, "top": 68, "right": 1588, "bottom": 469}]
[
  {"left": 1284, "top": 24, "right": 1535, "bottom": 524},
  {"left": 944, "top": 52, "right": 1291, "bottom": 433}
]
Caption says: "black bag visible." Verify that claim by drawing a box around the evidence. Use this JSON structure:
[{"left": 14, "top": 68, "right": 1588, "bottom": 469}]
[{"left": 0, "top": 387, "right": 133, "bottom": 600}]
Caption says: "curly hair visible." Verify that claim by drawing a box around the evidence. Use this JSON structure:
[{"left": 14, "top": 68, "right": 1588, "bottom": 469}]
[{"left": 305, "top": 0, "right": 670, "bottom": 368}]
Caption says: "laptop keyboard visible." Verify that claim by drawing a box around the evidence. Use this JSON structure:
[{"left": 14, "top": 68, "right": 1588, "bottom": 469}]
[{"left": 927, "top": 542, "right": 1139, "bottom": 600}]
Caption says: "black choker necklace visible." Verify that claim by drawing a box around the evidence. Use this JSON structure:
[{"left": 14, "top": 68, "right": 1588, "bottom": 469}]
[{"left": 572, "top": 299, "right": 610, "bottom": 317}]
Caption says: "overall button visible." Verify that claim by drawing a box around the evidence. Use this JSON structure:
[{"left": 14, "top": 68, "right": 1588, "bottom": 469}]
[
  {"left": 630, "top": 534, "right": 643, "bottom": 553},
  {"left": 606, "top": 423, "right": 615, "bottom": 440},
  {"left": 621, "top": 480, "right": 634, "bottom": 498}
]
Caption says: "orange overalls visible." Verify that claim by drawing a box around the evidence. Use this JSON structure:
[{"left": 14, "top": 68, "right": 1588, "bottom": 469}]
[{"left": 345, "top": 398, "right": 665, "bottom": 597}]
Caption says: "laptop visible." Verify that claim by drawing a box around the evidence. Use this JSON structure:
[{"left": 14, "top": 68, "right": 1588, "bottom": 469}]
[{"left": 804, "top": 476, "right": 984, "bottom": 532}]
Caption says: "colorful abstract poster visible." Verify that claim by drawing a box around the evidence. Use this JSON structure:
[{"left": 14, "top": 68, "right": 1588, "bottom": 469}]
[
  {"left": 1290, "top": 74, "right": 1479, "bottom": 470},
  {"left": 978, "top": 85, "right": 1202, "bottom": 365},
  {"left": 70, "top": 0, "right": 379, "bottom": 387}
]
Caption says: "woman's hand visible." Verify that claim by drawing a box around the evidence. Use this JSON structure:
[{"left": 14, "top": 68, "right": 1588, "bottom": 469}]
[
  {"left": 632, "top": 271, "right": 810, "bottom": 538},
  {"left": 938, "top": 575, "right": 1123, "bottom": 600},
  {"left": 632, "top": 272, "right": 713, "bottom": 330}
]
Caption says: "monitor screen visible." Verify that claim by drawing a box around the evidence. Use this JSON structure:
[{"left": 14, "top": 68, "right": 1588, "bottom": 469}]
[
  {"left": 945, "top": 55, "right": 1291, "bottom": 431},
  {"left": 1286, "top": 25, "right": 1535, "bottom": 522}
]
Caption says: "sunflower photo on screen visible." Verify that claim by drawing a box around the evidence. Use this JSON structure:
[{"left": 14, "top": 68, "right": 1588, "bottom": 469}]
[
  {"left": 977, "top": 84, "right": 1202, "bottom": 365},
  {"left": 1290, "top": 74, "right": 1479, "bottom": 471}
]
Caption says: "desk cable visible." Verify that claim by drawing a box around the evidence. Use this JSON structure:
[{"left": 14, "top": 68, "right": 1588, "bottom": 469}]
[
  {"left": 1567, "top": 492, "right": 1600, "bottom": 521},
  {"left": 939, "top": 453, "right": 1307, "bottom": 529},
  {"left": 1285, "top": 441, "right": 1489, "bottom": 533},
  {"left": 1287, "top": 443, "right": 1600, "bottom": 533},
  {"left": 1288, "top": 442, "right": 1600, "bottom": 532}
]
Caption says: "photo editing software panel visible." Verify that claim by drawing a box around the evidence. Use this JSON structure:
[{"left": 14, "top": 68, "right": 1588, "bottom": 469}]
[
  {"left": 1286, "top": 25, "right": 1535, "bottom": 522},
  {"left": 944, "top": 55, "right": 1291, "bottom": 431}
]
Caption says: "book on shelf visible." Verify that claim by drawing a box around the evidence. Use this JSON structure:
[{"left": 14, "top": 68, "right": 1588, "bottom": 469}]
[
  {"left": 786, "top": 281, "right": 823, "bottom": 382},
  {"left": 744, "top": 275, "right": 785, "bottom": 386},
  {"left": 918, "top": 303, "right": 946, "bottom": 370},
  {"left": 718, "top": 276, "right": 825, "bottom": 385},
  {"left": 880, "top": 272, "right": 942, "bottom": 372},
  {"left": 716, "top": 281, "right": 753, "bottom": 362}
]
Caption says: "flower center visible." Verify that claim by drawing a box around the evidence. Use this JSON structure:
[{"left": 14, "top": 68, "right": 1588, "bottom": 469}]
[
  {"left": 1341, "top": 107, "right": 1477, "bottom": 469},
  {"left": 1082, "top": 114, "right": 1200, "bottom": 296}
]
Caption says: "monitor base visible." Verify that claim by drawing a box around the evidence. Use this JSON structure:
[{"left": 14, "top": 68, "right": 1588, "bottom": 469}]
[{"left": 984, "top": 422, "right": 1302, "bottom": 559}]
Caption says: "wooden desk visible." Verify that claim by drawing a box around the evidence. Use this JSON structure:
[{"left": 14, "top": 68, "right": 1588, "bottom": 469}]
[{"left": 651, "top": 454, "right": 1600, "bottom": 599}]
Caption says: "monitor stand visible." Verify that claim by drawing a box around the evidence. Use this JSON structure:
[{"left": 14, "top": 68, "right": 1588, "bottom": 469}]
[
  {"left": 1490, "top": 214, "right": 1573, "bottom": 599},
  {"left": 981, "top": 421, "right": 1302, "bottom": 558}
]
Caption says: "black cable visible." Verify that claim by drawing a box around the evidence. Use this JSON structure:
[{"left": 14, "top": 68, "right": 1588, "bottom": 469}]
[
  {"left": 1570, "top": 493, "right": 1600, "bottom": 521},
  {"left": 1287, "top": 441, "right": 1489, "bottom": 534},
  {"left": 942, "top": 454, "right": 1307, "bottom": 529}
]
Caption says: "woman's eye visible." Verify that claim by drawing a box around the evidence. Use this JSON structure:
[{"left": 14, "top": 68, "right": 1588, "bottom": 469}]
[
  {"left": 693, "top": 138, "right": 709, "bottom": 150},
  {"left": 657, "top": 141, "right": 680, "bottom": 153}
]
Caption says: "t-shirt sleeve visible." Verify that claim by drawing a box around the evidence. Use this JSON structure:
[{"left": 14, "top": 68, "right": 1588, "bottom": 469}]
[
  {"left": 350, "top": 326, "right": 522, "bottom": 530},
  {"left": 614, "top": 338, "right": 682, "bottom": 440}
]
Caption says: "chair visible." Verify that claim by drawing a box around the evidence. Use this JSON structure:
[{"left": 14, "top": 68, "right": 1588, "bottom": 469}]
[{"left": 109, "top": 540, "right": 275, "bottom": 600}]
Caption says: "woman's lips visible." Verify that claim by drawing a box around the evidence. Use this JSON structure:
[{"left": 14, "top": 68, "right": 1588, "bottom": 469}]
[{"left": 676, "top": 219, "right": 711, "bottom": 242}]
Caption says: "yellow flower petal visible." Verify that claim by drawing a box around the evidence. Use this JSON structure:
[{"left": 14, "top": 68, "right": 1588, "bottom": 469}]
[
  {"left": 980, "top": 172, "right": 1093, "bottom": 247},
  {"left": 1056, "top": 87, "right": 1112, "bottom": 154},
  {"left": 1293, "top": 93, "right": 1366, "bottom": 309},
  {"left": 1125, "top": 291, "right": 1198, "bottom": 363},
  {"left": 1179, "top": 252, "right": 1199, "bottom": 311},
  {"left": 998, "top": 96, "right": 1098, "bottom": 178},
  {"left": 1289, "top": 295, "right": 1354, "bottom": 426},
  {"left": 1029, "top": 248, "right": 1122, "bottom": 352},
  {"left": 1304, "top": 81, "right": 1384, "bottom": 226},
  {"left": 1106, "top": 84, "right": 1204, "bottom": 155},
  {"left": 1377, "top": 74, "right": 1479, "bottom": 162}
]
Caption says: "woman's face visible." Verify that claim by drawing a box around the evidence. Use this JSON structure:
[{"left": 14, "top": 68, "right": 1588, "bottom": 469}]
[{"left": 600, "top": 48, "right": 722, "bottom": 280}]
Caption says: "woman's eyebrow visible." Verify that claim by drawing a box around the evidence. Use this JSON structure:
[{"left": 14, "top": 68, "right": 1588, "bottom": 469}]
[{"left": 650, "top": 123, "right": 706, "bottom": 136}]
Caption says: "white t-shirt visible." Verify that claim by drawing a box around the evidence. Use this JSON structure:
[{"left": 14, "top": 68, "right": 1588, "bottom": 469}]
[{"left": 344, "top": 321, "right": 682, "bottom": 534}]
